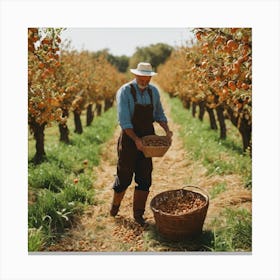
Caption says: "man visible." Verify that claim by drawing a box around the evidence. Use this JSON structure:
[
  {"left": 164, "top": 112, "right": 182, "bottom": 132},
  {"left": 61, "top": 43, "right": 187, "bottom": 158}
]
[{"left": 110, "top": 62, "right": 173, "bottom": 226}]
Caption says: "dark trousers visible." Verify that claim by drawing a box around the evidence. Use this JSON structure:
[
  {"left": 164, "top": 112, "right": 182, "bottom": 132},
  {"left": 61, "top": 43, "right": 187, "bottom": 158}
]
[{"left": 113, "top": 132, "right": 153, "bottom": 193}]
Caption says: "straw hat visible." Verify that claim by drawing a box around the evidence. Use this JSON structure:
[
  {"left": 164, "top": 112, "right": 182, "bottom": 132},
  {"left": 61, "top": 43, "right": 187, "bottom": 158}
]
[{"left": 130, "top": 62, "right": 157, "bottom": 76}]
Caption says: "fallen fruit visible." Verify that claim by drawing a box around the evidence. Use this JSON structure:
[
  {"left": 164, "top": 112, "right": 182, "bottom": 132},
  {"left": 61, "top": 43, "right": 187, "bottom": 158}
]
[
  {"left": 143, "top": 138, "right": 169, "bottom": 147},
  {"left": 156, "top": 192, "right": 206, "bottom": 215}
]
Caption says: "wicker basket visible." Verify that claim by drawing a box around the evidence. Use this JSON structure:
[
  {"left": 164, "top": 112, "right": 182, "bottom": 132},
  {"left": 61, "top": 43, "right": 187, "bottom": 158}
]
[
  {"left": 150, "top": 186, "right": 209, "bottom": 241},
  {"left": 142, "top": 135, "right": 171, "bottom": 158}
]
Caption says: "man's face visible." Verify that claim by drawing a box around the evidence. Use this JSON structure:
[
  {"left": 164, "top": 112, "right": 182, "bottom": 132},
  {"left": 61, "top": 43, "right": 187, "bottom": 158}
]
[{"left": 135, "top": 75, "right": 152, "bottom": 89}]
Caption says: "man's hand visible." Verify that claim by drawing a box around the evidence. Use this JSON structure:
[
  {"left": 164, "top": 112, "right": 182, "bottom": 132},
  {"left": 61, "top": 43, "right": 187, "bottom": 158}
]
[
  {"left": 158, "top": 121, "right": 173, "bottom": 144},
  {"left": 123, "top": 128, "right": 145, "bottom": 151},
  {"left": 134, "top": 137, "right": 144, "bottom": 151}
]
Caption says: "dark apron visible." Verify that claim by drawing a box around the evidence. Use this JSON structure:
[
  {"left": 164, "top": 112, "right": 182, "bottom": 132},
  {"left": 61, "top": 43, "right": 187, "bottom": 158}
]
[{"left": 113, "top": 84, "right": 155, "bottom": 193}]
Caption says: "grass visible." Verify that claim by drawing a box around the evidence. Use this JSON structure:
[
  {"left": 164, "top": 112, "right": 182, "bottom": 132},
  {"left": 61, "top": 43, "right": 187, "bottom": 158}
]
[
  {"left": 209, "top": 182, "right": 227, "bottom": 199},
  {"left": 210, "top": 208, "right": 252, "bottom": 251},
  {"left": 28, "top": 162, "right": 67, "bottom": 193},
  {"left": 28, "top": 227, "right": 46, "bottom": 251},
  {"left": 28, "top": 107, "right": 117, "bottom": 250}
]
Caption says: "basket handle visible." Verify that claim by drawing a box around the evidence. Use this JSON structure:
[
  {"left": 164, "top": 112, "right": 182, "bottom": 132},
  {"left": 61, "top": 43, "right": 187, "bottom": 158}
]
[{"left": 182, "top": 185, "right": 209, "bottom": 200}]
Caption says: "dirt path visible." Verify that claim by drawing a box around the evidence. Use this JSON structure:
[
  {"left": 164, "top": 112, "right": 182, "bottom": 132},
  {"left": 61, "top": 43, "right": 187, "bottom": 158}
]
[{"left": 47, "top": 94, "right": 251, "bottom": 252}]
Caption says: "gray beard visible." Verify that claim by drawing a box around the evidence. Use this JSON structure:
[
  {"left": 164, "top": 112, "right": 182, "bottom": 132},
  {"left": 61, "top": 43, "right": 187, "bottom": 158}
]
[{"left": 138, "top": 84, "right": 147, "bottom": 90}]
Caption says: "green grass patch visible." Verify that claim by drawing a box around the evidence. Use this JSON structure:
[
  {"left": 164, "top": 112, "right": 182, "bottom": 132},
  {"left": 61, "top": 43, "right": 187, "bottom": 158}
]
[
  {"left": 28, "top": 227, "right": 46, "bottom": 251},
  {"left": 210, "top": 208, "right": 252, "bottom": 251},
  {"left": 29, "top": 189, "right": 81, "bottom": 240},
  {"left": 28, "top": 107, "right": 117, "bottom": 250},
  {"left": 167, "top": 96, "right": 252, "bottom": 188},
  {"left": 209, "top": 182, "right": 227, "bottom": 199},
  {"left": 28, "top": 162, "right": 67, "bottom": 192}
]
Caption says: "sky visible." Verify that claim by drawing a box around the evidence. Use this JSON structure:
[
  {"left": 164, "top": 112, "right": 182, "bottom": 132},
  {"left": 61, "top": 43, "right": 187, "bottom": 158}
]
[{"left": 60, "top": 27, "right": 195, "bottom": 56}]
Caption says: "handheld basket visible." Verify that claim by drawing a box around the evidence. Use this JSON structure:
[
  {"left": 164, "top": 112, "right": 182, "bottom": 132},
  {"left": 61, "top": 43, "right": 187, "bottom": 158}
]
[
  {"left": 150, "top": 186, "right": 209, "bottom": 241},
  {"left": 142, "top": 135, "right": 171, "bottom": 158}
]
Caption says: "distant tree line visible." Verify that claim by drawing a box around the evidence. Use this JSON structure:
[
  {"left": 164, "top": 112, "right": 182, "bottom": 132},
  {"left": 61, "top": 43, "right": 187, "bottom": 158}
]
[
  {"left": 94, "top": 43, "right": 174, "bottom": 73},
  {"left": 129, "top": 43, "right": 174, "bottom": 71}
]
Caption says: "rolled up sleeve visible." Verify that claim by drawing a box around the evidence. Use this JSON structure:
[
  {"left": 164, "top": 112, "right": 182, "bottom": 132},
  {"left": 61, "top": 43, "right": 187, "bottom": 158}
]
[{"left": 116, "top": 87, "right": 133, "bottom": 129}]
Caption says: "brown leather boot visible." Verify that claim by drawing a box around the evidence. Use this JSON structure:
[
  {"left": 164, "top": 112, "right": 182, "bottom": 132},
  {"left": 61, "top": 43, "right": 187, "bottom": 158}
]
[
  {"left": 133, "top": 190, "right": 149, "bottom": 226},
  {"left": 110, "top": 191, "right": 126, "bottom": 217}
]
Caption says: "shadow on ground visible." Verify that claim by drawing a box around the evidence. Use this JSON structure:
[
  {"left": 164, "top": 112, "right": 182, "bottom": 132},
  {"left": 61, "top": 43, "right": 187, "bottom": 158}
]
[
  {"left": 114, "top": 215, "right": 214, "bottom": 252},
  {"left": 146, "top": 223, "right": 214, "bottom": 252}
]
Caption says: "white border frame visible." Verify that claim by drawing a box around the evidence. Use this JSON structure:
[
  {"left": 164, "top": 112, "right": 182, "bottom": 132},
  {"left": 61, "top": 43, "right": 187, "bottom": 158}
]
[{"left": 1, "top": 0, "right": 280, "bottom": 279}]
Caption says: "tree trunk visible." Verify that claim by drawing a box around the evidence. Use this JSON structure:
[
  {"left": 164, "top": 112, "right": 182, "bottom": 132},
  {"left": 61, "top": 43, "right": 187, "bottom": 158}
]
[
  {"left": 30, "top": 119, "right": 46, "bottom": 164},
  {"left": 226, "top": 106, "right": 238, "bottom": 127},
  {"left": 191, "top": 102, "right": 197, "bottom": 117},
  {"left": 216, "top": 105, "right": 227, "bottom": 139},
  {"left": 58, "top": 108, "right": 70, "bottom": 143},
  {"left": 206, "top": 106, "right": 218, "bottom": 130},
  {"left": 226, "top": 106, "right": 251, "bottom": 155},
  {"left": 182, "top": 98, "right": 191, "bottom": 110},
  {"left": 239, "top": 117, "right": 252, "bottom": 154},
  {"left": 96, "top": 103, "right": 102, "bottom": 116},
  {"left": 104, "top": 98, "right": 113, "bottom": 112},
  {"left": 59, "top": 123, "right": 69, "bottom": 143},
  {"left": 182, "top": 99, "right": 187, "bottom": 109},
  {"left": 186, "top": 99, "right": 191, "bottom": 110},
  {"left": 198, "top": 100, "right": 205, "bottom": 121},
  {"left": 86, "top": 104, "right": 94, "bottom": 126},
  {"left": 73, "top": 109, "right": 83, "bottom": 134}
]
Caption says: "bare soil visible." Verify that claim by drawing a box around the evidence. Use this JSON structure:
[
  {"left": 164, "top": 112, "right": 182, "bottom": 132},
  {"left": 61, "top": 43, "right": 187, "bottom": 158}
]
[{"left": 46, "top": 96, "right": 251, "bottom": 252}]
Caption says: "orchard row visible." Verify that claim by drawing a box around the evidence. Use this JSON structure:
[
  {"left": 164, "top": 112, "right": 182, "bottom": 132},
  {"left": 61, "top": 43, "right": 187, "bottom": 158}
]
[
  {"left": 156, "top": 28, "right": 252, "bottom": 153},
  {"left": 28, "top": 28, "right": 127, "bottom": 163}
]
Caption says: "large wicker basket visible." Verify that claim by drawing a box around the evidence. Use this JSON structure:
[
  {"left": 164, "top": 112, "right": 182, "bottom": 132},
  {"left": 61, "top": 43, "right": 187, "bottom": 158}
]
[
  {"left": 150, "top": 186, "right": 209, "bottom": 241},
  {"left": 142, "top": 135, "right": 171, "bottom": 158}
]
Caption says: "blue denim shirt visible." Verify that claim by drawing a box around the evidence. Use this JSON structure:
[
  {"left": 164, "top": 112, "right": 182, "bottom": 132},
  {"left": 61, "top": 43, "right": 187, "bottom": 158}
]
[{"left": 116, "top": 79, "right": 168, "bottom": 130}]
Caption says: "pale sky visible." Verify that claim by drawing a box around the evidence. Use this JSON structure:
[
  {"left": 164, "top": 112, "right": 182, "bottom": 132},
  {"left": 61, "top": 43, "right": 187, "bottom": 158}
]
[{"left": 60, "top": 27, "right": 195, "bottom": 56}]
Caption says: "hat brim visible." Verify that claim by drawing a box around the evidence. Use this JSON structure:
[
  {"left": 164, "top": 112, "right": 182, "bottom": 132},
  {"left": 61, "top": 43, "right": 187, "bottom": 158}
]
[{"left": 130, "top": 69, "right": 157, "bottom": 76}]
